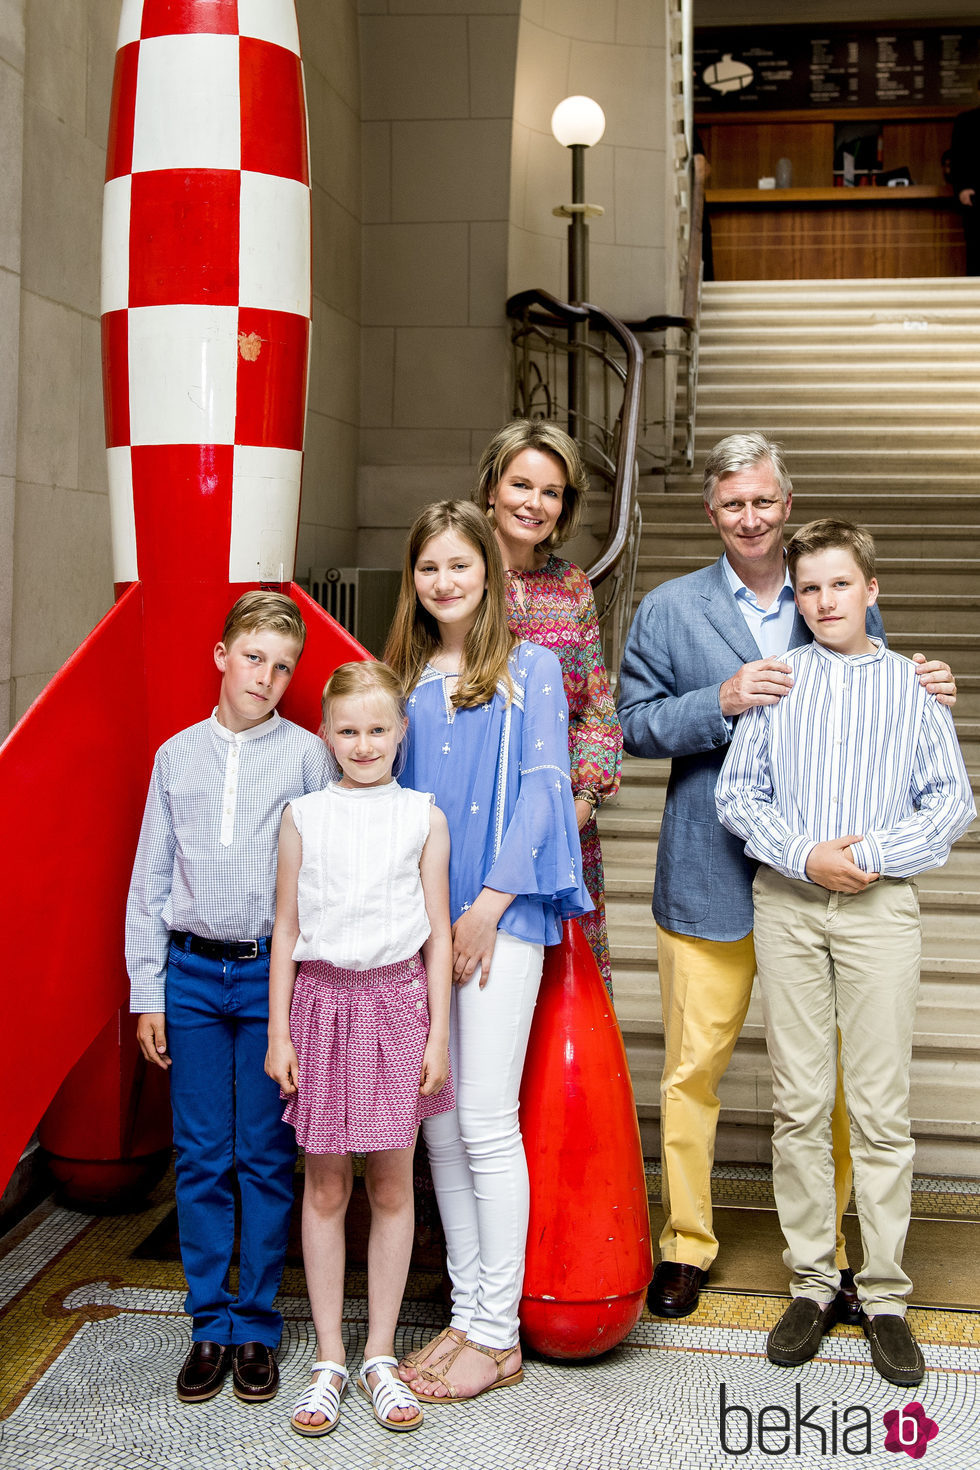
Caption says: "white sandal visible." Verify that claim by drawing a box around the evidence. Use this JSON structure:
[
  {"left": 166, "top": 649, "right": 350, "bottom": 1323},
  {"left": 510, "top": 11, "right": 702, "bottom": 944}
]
[
  {"left": 356, "top": 1354, "right": 424, "bottom": 1432},
  {"left": 289, "top": 1360, "right": 348, "bottom": 1437}
]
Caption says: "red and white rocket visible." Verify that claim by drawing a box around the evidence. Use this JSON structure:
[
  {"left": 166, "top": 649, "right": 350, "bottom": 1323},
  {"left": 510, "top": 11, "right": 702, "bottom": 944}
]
[{"left": 0, "top": 0, "right": 362, "bottom": 1198}]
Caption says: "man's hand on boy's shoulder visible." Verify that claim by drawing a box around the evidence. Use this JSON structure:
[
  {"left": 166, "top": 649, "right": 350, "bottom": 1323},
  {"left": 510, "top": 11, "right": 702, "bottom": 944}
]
[
  {"left": 719, "top": 657, "right": 793, "bottom": 718},
  {"left": 805, "top": 837, "right": 880, "bottom": 893},
  {"left": 911, "top": 652, "right": 956, "bottom": 707},
  {"left": 136, "top": 1013, "right": 171, "bottom": 1069}
]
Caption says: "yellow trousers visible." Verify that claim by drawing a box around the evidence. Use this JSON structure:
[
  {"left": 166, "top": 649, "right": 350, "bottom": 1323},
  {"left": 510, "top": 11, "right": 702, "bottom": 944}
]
[{"left": 656, "top": 925, "right": 852, "bottom": 1269}]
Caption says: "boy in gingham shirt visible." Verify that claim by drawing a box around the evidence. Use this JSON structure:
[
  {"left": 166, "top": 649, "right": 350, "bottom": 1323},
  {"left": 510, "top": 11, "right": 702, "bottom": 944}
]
[{"left": 127, "top": 591, "right": 326, "bottom": 1405}]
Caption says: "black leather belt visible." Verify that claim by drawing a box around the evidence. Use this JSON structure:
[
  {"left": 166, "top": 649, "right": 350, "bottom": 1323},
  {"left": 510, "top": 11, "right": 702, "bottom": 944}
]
[{"left": 171, "top": 932, "right": 271, "bottom": 962}]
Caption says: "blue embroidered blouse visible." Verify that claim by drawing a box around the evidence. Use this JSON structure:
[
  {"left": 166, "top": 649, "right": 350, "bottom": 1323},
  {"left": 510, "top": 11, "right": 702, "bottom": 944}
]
[{"left": 401, "top": 641, "right": 593, "bottom": 947}]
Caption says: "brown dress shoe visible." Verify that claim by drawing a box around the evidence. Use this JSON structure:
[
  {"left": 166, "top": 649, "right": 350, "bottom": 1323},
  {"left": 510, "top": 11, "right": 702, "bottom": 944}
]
[
  {"left": 767, "top": 1296, "right": 840, "bottom": 1366},
  {"left": 835, "top": 1267, "right": 862, "bottom": 1325},
  {"left": 232, "top": 1341, "right": 280, "bottom": 1402},
  {"left": 647, "top": 1261, "right": 709, "bottom": 1318},
  {"left": 176, "top": 1341, "right": 231, "bottom": 1402}
]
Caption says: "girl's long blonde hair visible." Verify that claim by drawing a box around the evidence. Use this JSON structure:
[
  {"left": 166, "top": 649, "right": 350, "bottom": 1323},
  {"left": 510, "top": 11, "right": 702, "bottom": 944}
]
[{"left": 384, "top": 500, "right": 515, "bottom": 708}]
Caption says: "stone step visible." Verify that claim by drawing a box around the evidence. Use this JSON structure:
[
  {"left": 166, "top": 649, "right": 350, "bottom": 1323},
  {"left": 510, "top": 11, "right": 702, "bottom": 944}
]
[
  {"left": 644, "top": 489, "right": 980, "bottom": 516},
  {"left": 612, "top": 959, "right": 980, "bottom": 1044},
  {"left": 631, "top": 522, "right": 980, "bottom": 559},
  {"left": 702, "top": 277, "right": 980, "bottom": 304},
  {"left": 687, "top": 448, "right": 980, "bottom": 477},
  {"left": 697, "top": 384, "right": 980, "bottom": 407},
  {"left": 693, "top": 420, "right": 980, "bottom": 447},
  {"left": 699, "top": 342, "right": 980, "bottom": 367},
  {"left": 634, "top": 553, "right": 980, "bottom": 595}
]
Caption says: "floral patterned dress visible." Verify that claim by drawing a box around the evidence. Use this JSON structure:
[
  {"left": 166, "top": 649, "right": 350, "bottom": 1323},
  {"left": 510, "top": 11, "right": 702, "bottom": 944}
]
[{"left": 503, "top": 555, "right": 623, "bottom": 991}]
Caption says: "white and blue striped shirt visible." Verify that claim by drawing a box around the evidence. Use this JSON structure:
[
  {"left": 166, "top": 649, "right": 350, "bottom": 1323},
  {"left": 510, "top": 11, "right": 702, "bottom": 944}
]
[
  {"left": 715, "top": 638, "right": 975, "bottom": 883},
  {"left": 127, "top": 711, "right": 327, "bottom": 1012}
]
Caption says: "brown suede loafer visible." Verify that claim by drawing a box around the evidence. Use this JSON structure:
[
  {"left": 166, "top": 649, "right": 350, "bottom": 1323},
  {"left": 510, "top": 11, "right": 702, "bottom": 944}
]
[
  {"left": 176, "top": 1340, "right": 231, "bottom": 1402},
  {"left": 647, "top": 1262, "right": 709, "bottom": 1318},
  {"left": 232, "top": 1341, "right": 280, "bottom": 1402},
  {"left": 767, "top": 1297, "right": 840, "bottom": 1366},
  {"left": 835, "top": 1267, "right": 862, "bottom": 1326},
  {"left": 863, "top": 1314, "right": 925, "bottom": 1386}
]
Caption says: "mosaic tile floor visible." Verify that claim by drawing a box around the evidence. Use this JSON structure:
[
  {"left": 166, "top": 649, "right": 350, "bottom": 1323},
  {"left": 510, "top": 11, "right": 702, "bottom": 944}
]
[{"left": 1, "top": 1170, "right": 977, "bottom": 1470}]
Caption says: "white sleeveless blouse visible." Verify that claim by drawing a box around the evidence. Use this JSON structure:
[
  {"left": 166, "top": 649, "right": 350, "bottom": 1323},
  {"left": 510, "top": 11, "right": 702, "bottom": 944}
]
[{"left": 289, "top": 781, "right": 433, "bottom": 969}]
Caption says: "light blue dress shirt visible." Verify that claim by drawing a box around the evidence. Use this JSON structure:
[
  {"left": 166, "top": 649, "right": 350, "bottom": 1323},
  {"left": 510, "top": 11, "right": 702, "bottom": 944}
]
[{"left": 721, "top": 554, "right": 798, "bottom": 659}]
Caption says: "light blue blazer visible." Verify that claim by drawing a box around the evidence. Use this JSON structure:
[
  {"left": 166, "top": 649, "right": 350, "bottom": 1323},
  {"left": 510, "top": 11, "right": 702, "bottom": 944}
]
[{"left": 617, "top": 556, "right": 886, "bottom": 941}]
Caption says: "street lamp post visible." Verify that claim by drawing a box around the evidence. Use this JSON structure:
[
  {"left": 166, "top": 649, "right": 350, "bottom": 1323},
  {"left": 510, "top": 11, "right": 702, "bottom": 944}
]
[{"left": 551, "top": 95, "right": 605, "bottom": 441}]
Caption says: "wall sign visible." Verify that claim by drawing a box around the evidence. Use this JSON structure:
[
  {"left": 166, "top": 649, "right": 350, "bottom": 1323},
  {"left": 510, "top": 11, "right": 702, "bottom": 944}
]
[{"left": 694, "top": 23, "right": 980, "bottom": 110}]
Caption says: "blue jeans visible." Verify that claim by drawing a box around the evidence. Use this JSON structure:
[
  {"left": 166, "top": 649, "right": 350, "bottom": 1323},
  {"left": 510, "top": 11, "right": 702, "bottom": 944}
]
[{"left": 166, "top": 938, "right": 296, "bottom": 1346}]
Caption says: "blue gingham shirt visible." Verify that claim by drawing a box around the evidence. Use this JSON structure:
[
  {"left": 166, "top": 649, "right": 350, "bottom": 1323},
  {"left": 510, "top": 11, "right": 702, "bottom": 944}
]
[
  {"left": 715, "top": 638, "right": 975, "bottom": 882},
  {"left": 127, "top": 711, "right": 327, "bottom": 1011}
]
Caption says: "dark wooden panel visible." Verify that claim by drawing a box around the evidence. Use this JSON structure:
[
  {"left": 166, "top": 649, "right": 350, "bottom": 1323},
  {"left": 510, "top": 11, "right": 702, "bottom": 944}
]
[
  {"left": 882, "top": 120, "right": 955, "bottom": 186},
  {"left": 703, "top": 122, "right": 834, "bottom": 188},
  {"left": 710, "top": 202, "right": 966, "bottom": 279}
]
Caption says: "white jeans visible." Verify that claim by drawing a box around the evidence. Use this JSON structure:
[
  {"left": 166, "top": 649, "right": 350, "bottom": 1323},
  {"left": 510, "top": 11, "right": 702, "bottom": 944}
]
[{"left": 422, "top": 931, "right": 543, "bottom": 1349}]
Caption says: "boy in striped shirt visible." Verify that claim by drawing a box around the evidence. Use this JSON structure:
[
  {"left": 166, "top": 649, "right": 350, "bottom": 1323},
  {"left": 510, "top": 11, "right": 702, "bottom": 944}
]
[{"left": 715, "top": 519, "right": 974, "bottom": 1387}]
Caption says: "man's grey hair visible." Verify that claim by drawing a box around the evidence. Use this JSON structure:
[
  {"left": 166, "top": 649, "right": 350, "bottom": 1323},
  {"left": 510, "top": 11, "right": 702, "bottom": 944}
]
[{"left": 702, "top": 432, "right": 793, "bottom": 508}]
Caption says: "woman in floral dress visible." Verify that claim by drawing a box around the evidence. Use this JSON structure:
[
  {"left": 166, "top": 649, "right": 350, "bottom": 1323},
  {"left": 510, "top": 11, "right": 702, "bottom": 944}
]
[{"left": 474, "top": 420, "right": 623, "bottom": 992}]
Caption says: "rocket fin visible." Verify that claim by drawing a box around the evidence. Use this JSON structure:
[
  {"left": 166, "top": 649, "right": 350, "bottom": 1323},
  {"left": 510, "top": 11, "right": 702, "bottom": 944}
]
[
  {"left": 0, "top": 585, "right": 148, "bottom": 1190},
  {"left": 278, "top": 581, "right": 372, "bottom": 725}
]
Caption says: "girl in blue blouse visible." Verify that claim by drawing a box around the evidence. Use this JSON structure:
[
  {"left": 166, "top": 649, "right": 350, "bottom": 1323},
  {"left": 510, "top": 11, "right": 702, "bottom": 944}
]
[{"left": 386, "top": 500, "right": 591, "bottom": 1403}]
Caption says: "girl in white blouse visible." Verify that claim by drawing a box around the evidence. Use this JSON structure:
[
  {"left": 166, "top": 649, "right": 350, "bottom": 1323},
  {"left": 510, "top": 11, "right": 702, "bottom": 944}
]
[{"left": 266, "top": 661, "right": 452, "bottom": 1437}]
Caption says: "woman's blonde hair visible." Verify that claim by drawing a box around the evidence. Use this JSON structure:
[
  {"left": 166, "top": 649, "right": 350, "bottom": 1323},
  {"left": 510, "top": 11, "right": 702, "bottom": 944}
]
[
  {"left": 474, "top": 419, "right": 588, "bottom": 551},
  {"left": 384, "top": 500, "right": 515, "bottom": 708}
]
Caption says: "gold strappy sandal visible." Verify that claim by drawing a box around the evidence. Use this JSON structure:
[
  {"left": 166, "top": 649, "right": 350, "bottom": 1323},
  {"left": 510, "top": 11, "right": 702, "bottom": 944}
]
[{"left": 414, "top": 1337, "right": 523, "bottom": 1404}]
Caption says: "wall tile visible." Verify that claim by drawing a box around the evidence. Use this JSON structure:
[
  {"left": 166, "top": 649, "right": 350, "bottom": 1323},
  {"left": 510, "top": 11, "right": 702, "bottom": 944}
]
[
  {"left": 389, "top": 0, "right": 518, "bottom": 13},
  {"left": 312, "top": 186, "right": 360, "bottom": 316},
  {"left": 309, "top": 304, "right": 360, "bottom": 425},
  {"left": 300, "top": 410, "right": 359, "bottom": 540},
  {"left": 360, "top": 326, "right": 395, "bottom": 428},
  {"left": 21, "top": 102, "right": 103, "bottom": 313},
  {"left": 391, "top": 119, "right": 510, "bottom": 222},
  {"left": 16, "top": 292, "right": 81, "bottom": 489},
  {"left": 541, "top": 0, "right": 614, "bottom": 45},
  {"left": 85, "top": 0, "right": 119, "bottom": 146},
  {"left": 0, "top": 472, "right": 13, "bottom": 682},
  {"left": 0, "top": 270, "right": 19, "bottom": 479},
  {"left": 568, "top": 41, "right": 662, "bottom": 152},
  {"left": 616, "top": 0, "right": 666, "bottom": 48},
  {"left": 358, "top": 461, "right": 472, "bottom": 521},
  {"left": 308, "top": 78, "right": 360, "bottom": 215},
  {"left": 77, "top": 313, "right": 108, "bottom": 495},
  {"left": 468, "top": 221, "right": 508, "bottom": 325},
  {"left": 25, "top": 0, "right": 85, "bottom": 130},
  {"left": 358, "top": 427, "right": 473, "bottom": 465},
  {"left": 589, "top": 241, "right": 663, "bottom": 321},
  {"left": 614, "top": 145, "right": 666, "bottom": 247},
  {"left": 362, "top": 223, "right": 469, "bottom": 325},
  {"left": 505, "top": 222, "right": 563, "bottom": 298},
  {"left": 0, "top": 0, "right": 26, "bottom": 72},
  {"left": 360, "top": 15, "right": 468, "bottom": 120},
  {"left": 468, "top": 14, "right": 519, "bottom": 117},
  {"left": 11, "top": 482, "right": 112, "bottom": 680},
  {"left": 512, "top": 19, "right": 569, "bottom": 132},
  {"left": 362, "top": 120, "right": 391, "bottom": 224},
  {"left": 299, "top": 0, "right": 360, "bottom": 113},
  {"left": 392, "top": 325, "right": 508, "bottom": 429},
  {"left": 0, "top": 59, "right": 24, "bottom": 271}
]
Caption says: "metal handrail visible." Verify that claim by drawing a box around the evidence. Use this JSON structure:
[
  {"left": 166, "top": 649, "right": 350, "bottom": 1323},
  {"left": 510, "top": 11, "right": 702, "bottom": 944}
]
[{"left": 505, "top": 287, "right": 643, "bottom": 590}]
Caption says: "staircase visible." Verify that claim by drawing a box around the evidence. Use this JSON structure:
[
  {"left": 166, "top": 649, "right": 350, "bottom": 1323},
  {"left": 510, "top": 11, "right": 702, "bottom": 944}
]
[{"left": 603, "top": 276, "right": 980, "bottom": 1176}]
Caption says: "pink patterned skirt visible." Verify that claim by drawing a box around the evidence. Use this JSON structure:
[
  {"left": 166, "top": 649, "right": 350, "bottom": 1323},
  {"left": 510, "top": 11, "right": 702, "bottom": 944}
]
[{"left": 282, "top": 951, "right": 455, "bottom": 1154}]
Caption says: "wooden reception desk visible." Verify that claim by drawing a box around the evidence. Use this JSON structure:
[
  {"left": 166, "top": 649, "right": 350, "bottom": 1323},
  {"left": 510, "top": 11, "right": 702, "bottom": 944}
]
[{"left": 706, "top": 187, "right": 963, "bottom": 280}]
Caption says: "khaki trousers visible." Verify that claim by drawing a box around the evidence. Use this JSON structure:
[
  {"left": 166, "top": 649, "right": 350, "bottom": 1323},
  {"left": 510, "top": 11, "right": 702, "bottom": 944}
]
[
  {"left": 656, "top": 925, "right": 853, "bottom": 1269},
  {"left": 752, "top": 867, "right": 920, "bottom": 1316}
]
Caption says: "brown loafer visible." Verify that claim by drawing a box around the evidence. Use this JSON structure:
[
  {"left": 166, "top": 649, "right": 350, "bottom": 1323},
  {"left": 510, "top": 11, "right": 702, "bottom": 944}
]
[
  {"left": 232, "top": 1341, "right": 280, "bottom": 1402},
  {"left": 862, "top": 1313, "right": 925, "bottom": 1387},
  {"left": 176, "top": 1340, "right": 231, "bottom": 1402},
  {"left": 767, "top": 1297, "right": 840, "bottom": 1366},
  {"left": 647, "top": 1261, "right": 709, "bottom": 1318}
]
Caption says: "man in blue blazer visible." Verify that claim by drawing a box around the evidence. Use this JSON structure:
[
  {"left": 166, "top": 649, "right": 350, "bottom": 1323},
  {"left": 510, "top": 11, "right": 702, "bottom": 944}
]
[{"left": 617, "top": 431, "right": 955, "bottom": 1318}]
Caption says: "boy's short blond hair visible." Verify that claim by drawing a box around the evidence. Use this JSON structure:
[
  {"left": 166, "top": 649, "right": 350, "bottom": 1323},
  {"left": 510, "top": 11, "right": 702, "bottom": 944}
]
[
  {"left": 786, "top": 519, "right": 877, "bottom": 587},
  {"left": 221, "top": 591, "right": 307, "bottom": 649}
]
